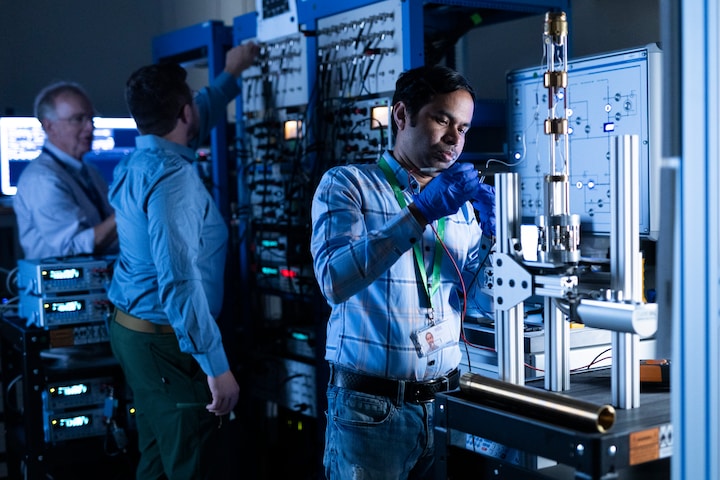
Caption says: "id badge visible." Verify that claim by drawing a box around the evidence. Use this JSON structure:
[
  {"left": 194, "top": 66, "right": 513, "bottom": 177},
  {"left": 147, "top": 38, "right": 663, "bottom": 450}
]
[{"left": 411, "top": 321, "right": 453, "bottom": 358}]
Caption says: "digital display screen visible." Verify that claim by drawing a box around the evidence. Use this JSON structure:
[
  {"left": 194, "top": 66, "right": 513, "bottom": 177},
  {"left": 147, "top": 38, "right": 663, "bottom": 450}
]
[
  {"left": 44, "top": 299, "right": 85, "bottom": 313},
  {"left": 52, "top": 415, "right": 91, "bottom": 429},
  {"left": 50, "top": 383, "right": 89, "bottom": 397},
  {"left": 261, "top": 239, "right": 280, "bottom": 248},
  {"left": 261, "top": 266, "right": 279, "bottom": 276},
  {"left": 43, "top": 268, "right": 82, "bottom": 281}
]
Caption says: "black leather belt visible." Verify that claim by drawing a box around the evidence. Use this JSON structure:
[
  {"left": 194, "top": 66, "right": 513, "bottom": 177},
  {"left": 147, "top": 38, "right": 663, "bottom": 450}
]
[{"left": 329, "top": 365, "right": 460, "bottom": 403}]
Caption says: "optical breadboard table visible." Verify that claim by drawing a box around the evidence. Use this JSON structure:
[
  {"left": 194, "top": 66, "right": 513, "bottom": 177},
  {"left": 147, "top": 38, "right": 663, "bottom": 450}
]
[{"left": 434, "top": 368, "right": 670, "bottom": 479}]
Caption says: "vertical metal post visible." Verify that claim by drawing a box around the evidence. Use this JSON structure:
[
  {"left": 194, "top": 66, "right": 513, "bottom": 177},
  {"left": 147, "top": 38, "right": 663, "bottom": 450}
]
[
  {"left": 495, "top": 172, "right": 525, "bottom": 385},
  {"left": 610, "top": 134, "right": 642, "bottom": 408},
  {"left": 495, "top": 304, "right": 525, "bottom": 384},
  {"left": 670, "top": 1, "right": 720, "bottom": 477},
  {"left": 544, "top": 297, "right": 570, "bottom": 391}
]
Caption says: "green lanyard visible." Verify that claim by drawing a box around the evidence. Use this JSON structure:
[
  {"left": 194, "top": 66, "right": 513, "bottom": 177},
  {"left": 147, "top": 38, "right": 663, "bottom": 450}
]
[{"left": 378, "top": 157, "right": 446, "bottom": 311}]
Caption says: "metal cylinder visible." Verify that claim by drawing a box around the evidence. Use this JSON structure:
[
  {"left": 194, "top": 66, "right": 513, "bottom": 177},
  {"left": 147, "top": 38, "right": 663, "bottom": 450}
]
[
  {"left": 544, "top": 11, "right": 568, "bottom": 41},
  {"left": 459, "top": 372, "right": 616, "bottom": 433}
]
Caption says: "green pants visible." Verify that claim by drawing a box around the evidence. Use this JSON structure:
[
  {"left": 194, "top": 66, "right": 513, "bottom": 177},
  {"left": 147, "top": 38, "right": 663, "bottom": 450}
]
[{"left": 109, "top": 316, "right": 223, "bottom": 480}]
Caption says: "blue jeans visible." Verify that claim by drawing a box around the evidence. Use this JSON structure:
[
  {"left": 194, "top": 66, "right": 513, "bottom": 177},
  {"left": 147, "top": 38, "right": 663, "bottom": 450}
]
[{"left": 323, "top": 383, "right": 436, "bottom": 480}]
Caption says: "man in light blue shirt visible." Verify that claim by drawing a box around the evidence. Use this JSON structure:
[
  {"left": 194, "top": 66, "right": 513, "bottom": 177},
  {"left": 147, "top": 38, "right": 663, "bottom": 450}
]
[
  {"left": 14, "top": 82, "right": 118, "bottom": 259},
  {"left": 107, "top": 42, "right": 258, "bottom": 479},
  {"left": 311, "top": 65, "right": 496, "bottom": 479}
]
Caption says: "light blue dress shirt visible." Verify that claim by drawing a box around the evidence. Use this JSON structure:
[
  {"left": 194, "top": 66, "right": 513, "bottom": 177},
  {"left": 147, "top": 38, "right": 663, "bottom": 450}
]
[
  {"left": 310, "top": 151, "right": 491, "bottom": 381},
  {"left": 108, "top": 71, "right": 239, "bottom": 377},
  {"left": 13, "top": 141, "right": 117, "bottom": 259}
]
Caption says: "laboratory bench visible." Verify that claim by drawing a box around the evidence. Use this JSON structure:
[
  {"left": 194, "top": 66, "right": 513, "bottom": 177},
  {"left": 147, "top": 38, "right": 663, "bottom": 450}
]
[{"left": 434, "top": 368, "right": 670, "bottom": 479}]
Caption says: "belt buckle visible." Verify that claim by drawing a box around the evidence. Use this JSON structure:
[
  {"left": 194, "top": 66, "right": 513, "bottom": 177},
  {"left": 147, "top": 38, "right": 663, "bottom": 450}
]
[
  {"left": 432, "top": 377, "right": 450, "bottom": 397},
  {"left": 409, "top": 380, "right": 441, "bottom": 404},
  {"left": 406, "top": 371, "right": 456, "bottom": 403},
  {"left": 409, "top": 387, "right": 433, "bottom": 403},
  {"left": 437, "top": 376, "right": 449, "bottom": 391}
]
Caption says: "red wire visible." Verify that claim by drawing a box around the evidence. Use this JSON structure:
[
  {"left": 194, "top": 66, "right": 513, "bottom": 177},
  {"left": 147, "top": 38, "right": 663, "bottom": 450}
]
[
  {"left": 411, "top": 171, "right": 496, "bottom": 357},
  {"left": 429, "top": 223, "right": 493, "bottom": 354}
]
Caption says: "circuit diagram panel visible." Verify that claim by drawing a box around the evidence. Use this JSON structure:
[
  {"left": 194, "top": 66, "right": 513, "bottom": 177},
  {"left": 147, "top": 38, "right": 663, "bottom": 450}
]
[{"left": 507, "top": 46, "right": 661, "bottom": 236}]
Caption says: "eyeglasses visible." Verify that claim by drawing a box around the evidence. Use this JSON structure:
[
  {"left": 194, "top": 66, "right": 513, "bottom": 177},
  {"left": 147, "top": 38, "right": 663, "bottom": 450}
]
[{"left": 55, "top": 113, "right": 95, "bottom": 127}]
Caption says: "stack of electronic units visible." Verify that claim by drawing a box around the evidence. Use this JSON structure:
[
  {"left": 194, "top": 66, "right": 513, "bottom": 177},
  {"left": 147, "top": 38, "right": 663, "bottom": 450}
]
[
  {"left": 41, "top": 375, "right": 121, "bottom": 444},
  {"left": 16, "top": 256, "right": 128, "bottom": 446},
  {"left": 17, "top": 256, "right": 116, "bottom": 344}
]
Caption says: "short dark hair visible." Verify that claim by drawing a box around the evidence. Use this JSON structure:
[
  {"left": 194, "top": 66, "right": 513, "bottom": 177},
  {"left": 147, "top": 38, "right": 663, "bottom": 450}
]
[
  {"left": 34, "top": 82, "right": 92, "bottom": 122},
  {"left": 125, "top": 63, "right": 193, "bottom": 136},
  {"left": 391, "top": 65, "right": 476, "bottom": 137}
]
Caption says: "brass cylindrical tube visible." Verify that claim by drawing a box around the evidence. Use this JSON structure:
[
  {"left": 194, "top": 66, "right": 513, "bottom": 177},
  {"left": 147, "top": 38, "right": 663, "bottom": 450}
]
[
  {"left": 459, "top": 373, "right": 616, "bottom": 433},
  {"left": 544, "top": 11, "right": 568, "bottom": 40},
  {"left": 544, "top": 118, "right": 568, "bottom": 135},
  {"left": 543, "top": 71, "right": 568, "bottom": 89}
]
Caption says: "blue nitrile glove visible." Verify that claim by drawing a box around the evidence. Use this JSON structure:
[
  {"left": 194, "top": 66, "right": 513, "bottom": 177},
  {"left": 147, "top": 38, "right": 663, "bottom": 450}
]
[
  {"left": 413, "top": 162, "right": 479, "bottom": 223},
  {"left": 473, "top": 182, "right": 496, "bottom": 237}
]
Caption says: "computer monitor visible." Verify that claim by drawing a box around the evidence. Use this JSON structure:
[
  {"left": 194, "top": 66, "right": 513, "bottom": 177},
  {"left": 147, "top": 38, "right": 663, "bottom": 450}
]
[
  {"left": 0, "top": 116, "right": 138, "bottom": 196},
  {"left": 83, "top": 117, "right": 139, "bottom": 187},
  {"left": 0, "top": 117, "right": 43, "bottom": 196}
]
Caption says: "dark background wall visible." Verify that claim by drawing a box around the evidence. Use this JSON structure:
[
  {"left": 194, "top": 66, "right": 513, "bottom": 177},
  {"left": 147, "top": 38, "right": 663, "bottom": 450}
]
[
  {"left": 0, "top": 0, "right": 252, "bottom": 117},
  {"left": 460, "top": 0, "right": 660, "bottom": 99}
]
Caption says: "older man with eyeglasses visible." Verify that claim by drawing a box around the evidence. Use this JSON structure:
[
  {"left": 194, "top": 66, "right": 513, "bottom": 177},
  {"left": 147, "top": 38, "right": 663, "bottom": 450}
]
[{"left": 14, "top": 81, "right": 118, "bottom": 259}]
